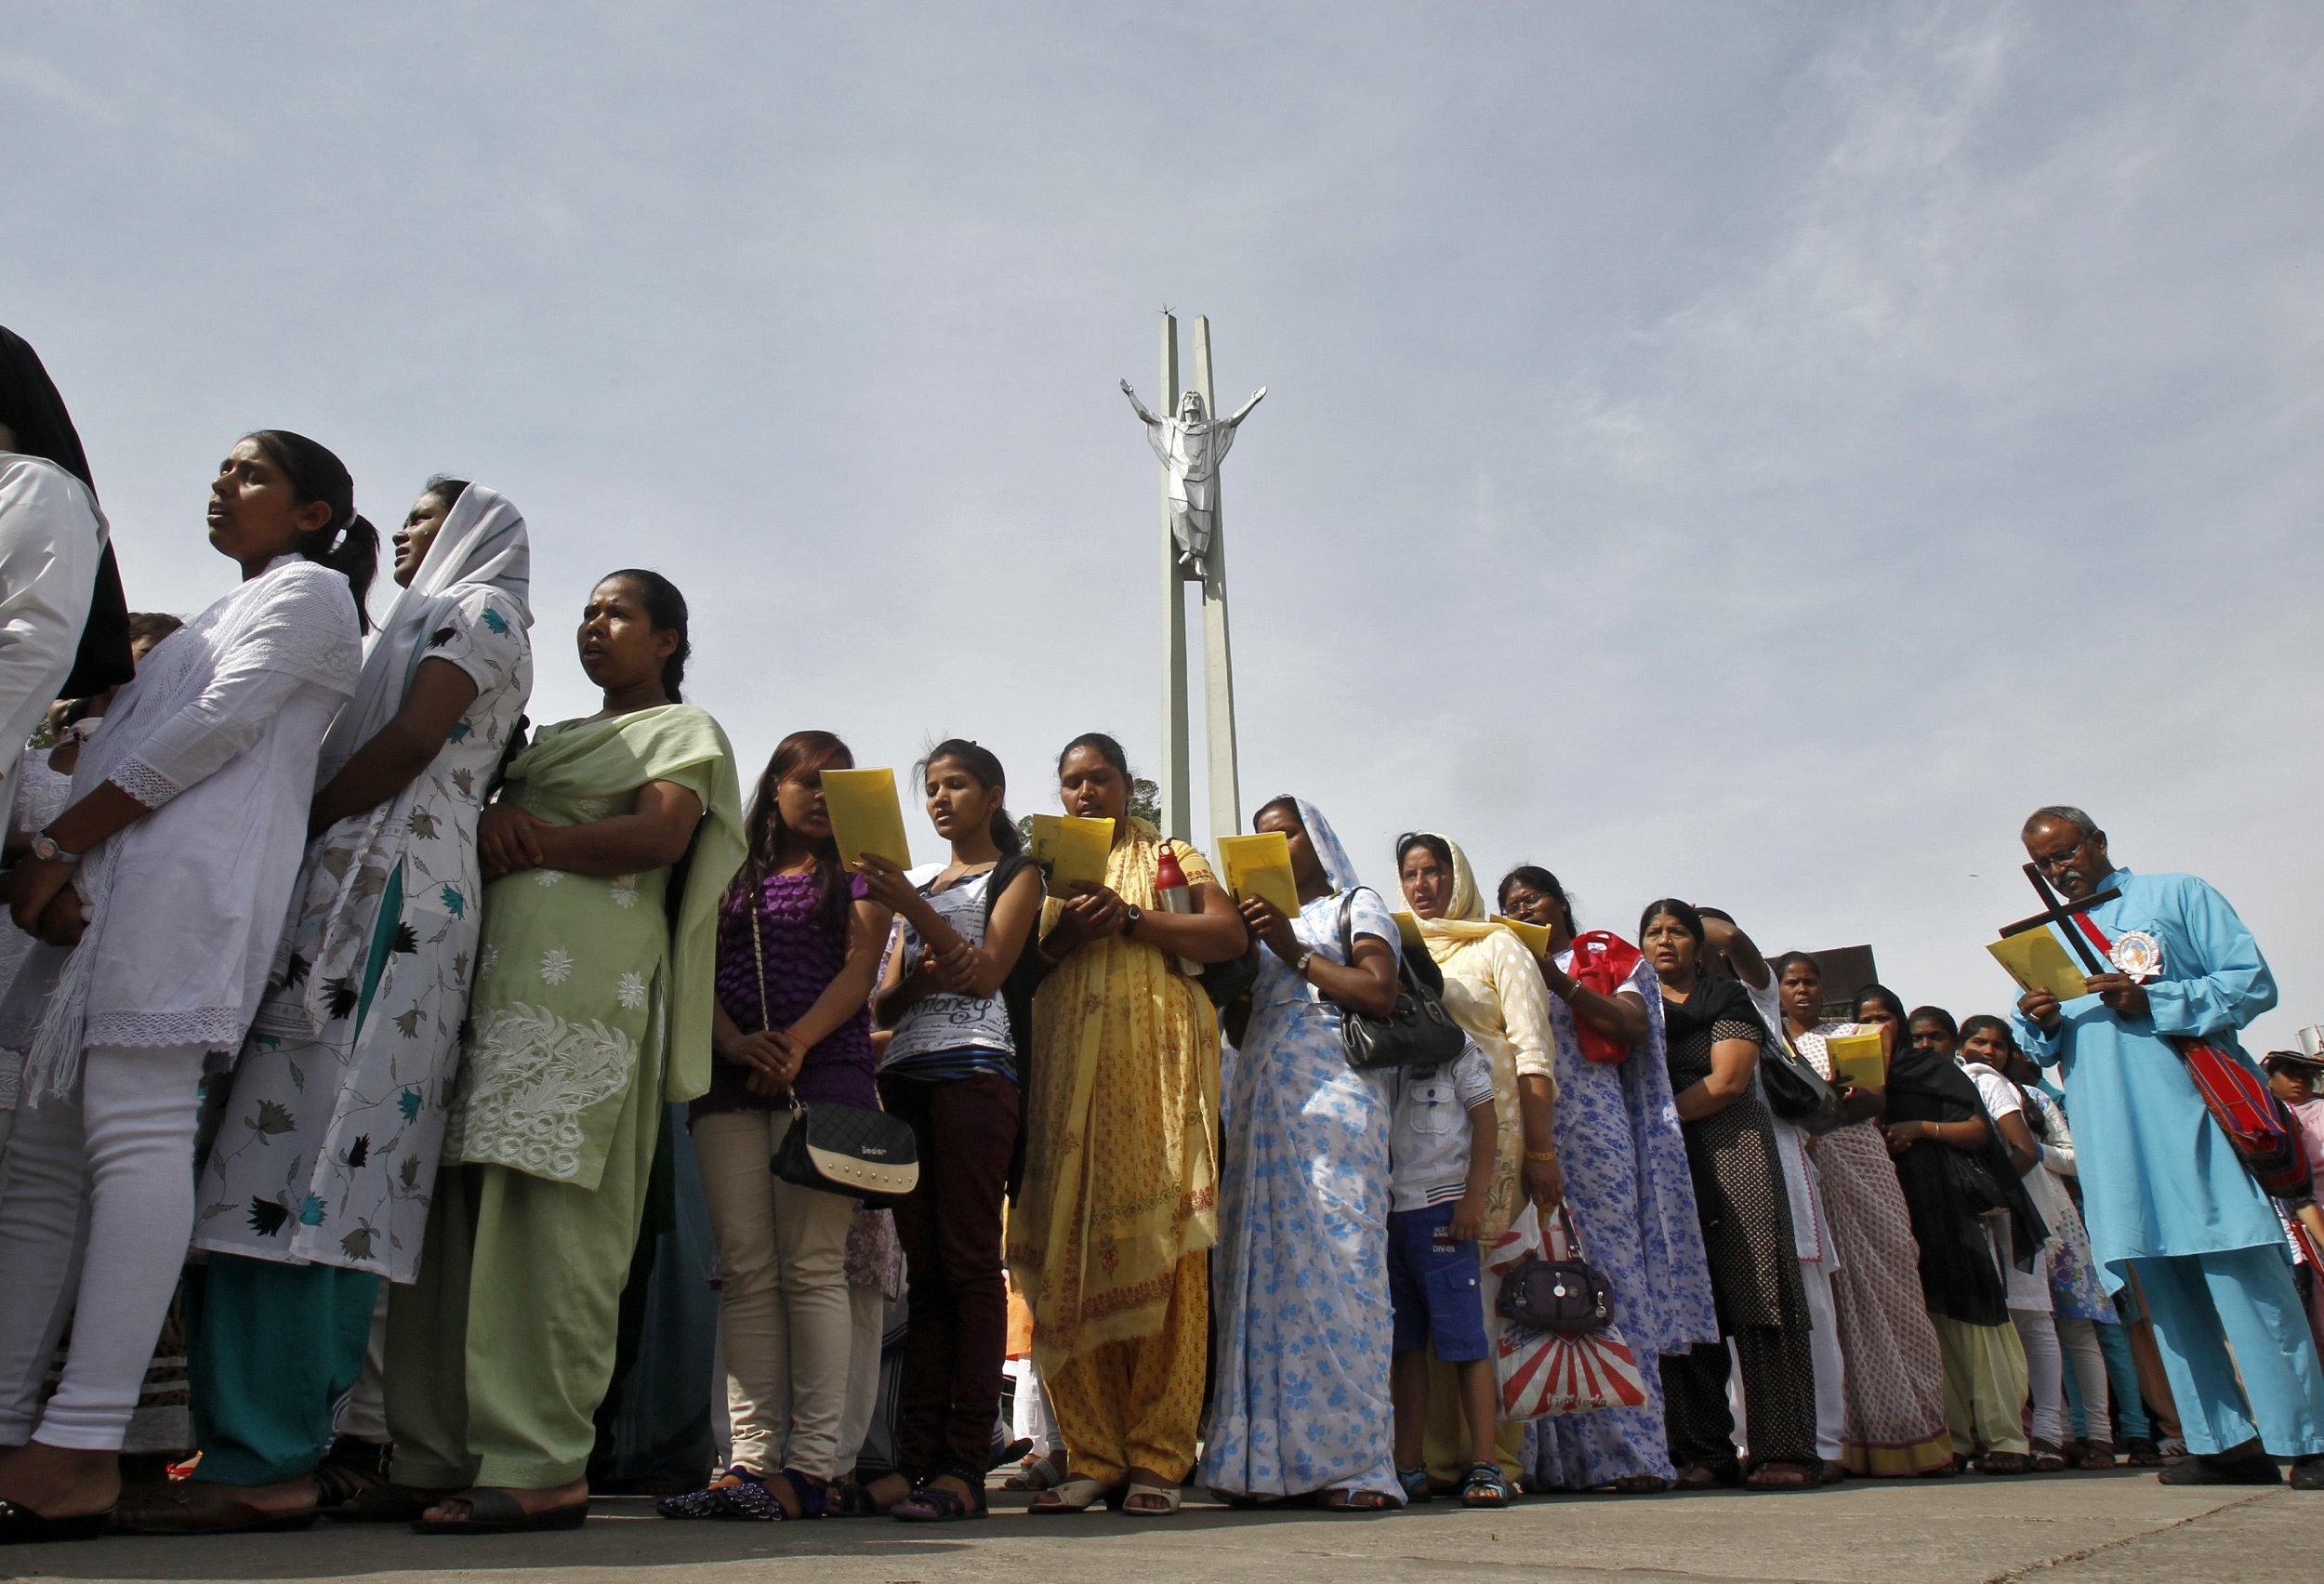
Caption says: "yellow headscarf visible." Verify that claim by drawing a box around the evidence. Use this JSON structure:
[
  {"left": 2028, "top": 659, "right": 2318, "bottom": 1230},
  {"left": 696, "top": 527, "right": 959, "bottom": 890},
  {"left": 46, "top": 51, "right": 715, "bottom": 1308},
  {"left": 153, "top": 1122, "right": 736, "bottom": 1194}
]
[{"left": 1409, "top": 831, "right": 1509, "bottom": 959}]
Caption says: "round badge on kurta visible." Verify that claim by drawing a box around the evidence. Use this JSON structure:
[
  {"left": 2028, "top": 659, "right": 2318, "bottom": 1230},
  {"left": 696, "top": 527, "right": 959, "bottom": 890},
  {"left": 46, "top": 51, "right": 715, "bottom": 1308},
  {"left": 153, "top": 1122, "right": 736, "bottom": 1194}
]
[{"left": 2110, "top": 930, "right": 2163, "bottom": 983}]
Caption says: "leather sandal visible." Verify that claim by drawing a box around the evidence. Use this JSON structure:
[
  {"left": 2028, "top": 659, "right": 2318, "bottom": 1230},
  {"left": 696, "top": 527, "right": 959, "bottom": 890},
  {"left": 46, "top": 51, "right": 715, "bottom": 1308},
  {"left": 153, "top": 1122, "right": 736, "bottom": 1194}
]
[
  {"left": 2080, "top": 1441, "right": 2117, "bottom": 1469},
  {"left": 411, "top": 1486, "right": 590, "bottom": 1534},
  {"left": 2157, "top": 1448, "right": 2281, "bottom": 1486},
  {"left": 2028, "top": 1439, "right": 2069, "bottom": 1473},
  {"left": 891, "top": 1469, "right": 987, "bottom": 1523},
  {"left": 1974, "top": 1452, "right": 2031, "bottom": 1476},
  {"left": 0, "top": 1498, "right": 113, "bottom": 1545},
  {"left": 111, "top": 1480, "right": 321, "bottom": 1535},
  {"left": 1743, "top": 1460, "right": 1820, "bottom": 1491},
  {"left": 313, "top": 1436, "right": 396, "bottom": 1512}
]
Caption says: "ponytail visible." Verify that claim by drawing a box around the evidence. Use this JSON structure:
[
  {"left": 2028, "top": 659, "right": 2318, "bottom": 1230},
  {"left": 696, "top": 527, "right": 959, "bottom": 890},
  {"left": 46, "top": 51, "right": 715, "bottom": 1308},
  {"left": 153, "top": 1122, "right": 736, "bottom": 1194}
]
[
  {"left": 919, "top": 738, "right": 1017, "bottom": 854},
  {"left": 244, "top": 429, "right": 381, "bottom": 632}
]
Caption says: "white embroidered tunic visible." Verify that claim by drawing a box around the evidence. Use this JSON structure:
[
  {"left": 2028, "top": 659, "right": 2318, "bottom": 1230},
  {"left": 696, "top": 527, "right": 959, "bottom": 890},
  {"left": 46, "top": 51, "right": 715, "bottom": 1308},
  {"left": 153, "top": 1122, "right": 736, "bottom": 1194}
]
[{"left": 0, "top": 556, "right": 360, "bottom": 1088}]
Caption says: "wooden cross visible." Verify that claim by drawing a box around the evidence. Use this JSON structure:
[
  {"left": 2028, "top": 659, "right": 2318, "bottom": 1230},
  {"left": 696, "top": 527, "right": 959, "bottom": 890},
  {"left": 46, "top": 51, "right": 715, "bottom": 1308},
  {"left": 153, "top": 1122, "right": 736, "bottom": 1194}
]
[{"left": 1999, "top": 864, "right": 2121, "bottom": 976}]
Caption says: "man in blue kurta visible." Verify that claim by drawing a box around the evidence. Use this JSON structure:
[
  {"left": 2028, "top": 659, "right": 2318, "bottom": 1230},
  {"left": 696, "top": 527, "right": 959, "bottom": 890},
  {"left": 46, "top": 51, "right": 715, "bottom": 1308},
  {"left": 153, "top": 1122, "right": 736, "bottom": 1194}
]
[{"left": 2012, "top": 806, "right": 2324, "bottom": 1488}]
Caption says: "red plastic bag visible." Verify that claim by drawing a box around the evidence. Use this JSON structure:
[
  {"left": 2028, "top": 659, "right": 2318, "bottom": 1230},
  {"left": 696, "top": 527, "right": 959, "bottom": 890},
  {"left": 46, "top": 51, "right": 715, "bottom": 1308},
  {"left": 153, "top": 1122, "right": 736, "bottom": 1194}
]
[{"left": 1566, "top": 931, "right": 1644, "bottom": 1065}]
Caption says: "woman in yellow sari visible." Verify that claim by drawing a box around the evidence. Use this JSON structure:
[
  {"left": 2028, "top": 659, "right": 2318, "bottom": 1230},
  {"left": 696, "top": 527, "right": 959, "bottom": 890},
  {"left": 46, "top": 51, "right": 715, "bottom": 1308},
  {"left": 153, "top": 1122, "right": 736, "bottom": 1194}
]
[
  {"left": 1396, "top": 831, "right": 1562, "bottom": 1490},
  {"left": 1005, "top": 733, "right": 1246, "bottom": 1517}
]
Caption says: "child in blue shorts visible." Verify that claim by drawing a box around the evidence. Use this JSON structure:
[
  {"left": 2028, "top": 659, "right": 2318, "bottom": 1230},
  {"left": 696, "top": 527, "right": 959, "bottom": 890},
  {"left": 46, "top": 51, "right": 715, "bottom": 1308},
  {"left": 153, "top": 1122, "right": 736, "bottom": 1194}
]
[{"left": 1386, "top": 1036, "right": 1507, "bottom": 1507}]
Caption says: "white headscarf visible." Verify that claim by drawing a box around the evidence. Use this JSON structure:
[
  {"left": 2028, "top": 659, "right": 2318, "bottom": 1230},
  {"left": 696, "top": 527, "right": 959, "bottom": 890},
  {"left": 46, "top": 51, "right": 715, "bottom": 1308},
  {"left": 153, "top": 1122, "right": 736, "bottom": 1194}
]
[
  {"left": 1289, "top": 796, "right": 1363, "bottom": 896},
  {"left": 316, "top": 482, "right": 531, "bottom": 784}
]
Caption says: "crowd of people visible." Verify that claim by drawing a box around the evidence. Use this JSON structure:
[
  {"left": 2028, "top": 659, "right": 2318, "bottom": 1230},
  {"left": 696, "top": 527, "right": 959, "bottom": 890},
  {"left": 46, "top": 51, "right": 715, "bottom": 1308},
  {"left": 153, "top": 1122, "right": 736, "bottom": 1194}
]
[{"left": 1, "top": 322, "right": 2322, "bottom": 1546}]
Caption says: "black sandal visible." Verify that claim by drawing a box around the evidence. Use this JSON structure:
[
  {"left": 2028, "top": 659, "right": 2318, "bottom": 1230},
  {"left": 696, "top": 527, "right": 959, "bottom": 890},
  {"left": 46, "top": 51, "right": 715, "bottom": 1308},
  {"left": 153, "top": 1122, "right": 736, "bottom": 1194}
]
[
  {"left": 720, "top": 1468, "right": 826, "bottom": 1521},
  {"left": 657, "top": 1467, "right": 757, "bottom": 1520},
  {"left": 891, "top": 1468, "right": 987, "bottom": 1523},
  {"left": 0, "top": 1497, "right": 114, "bottom": 1545},
  {"left": 313, "top": 1435, "right": 396, "bottom": 1513},
  {"left": 411, "top": 1487, "right": 590, "bottom": 1535}
]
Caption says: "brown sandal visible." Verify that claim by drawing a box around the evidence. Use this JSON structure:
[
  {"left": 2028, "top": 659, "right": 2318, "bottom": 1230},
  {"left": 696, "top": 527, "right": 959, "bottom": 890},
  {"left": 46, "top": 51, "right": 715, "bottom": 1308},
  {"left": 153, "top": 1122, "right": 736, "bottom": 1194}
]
[{"left": 1744, "top": 1460, "right": 1820, "bottom": 1491}]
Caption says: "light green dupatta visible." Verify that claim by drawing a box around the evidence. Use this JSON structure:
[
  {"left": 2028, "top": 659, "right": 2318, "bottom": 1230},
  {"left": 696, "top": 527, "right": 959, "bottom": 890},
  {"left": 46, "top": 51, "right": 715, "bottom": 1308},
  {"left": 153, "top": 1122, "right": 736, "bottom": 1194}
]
[{"left": 447, "top": 703, "right": 745, "bottom": 1187}]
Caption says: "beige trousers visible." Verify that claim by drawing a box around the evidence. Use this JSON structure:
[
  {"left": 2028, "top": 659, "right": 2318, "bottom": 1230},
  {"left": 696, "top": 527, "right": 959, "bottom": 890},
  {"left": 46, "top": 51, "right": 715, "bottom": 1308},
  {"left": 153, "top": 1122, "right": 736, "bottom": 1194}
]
[{"left": 694, "top": 1108, "right": 857, "bottom": 1480}]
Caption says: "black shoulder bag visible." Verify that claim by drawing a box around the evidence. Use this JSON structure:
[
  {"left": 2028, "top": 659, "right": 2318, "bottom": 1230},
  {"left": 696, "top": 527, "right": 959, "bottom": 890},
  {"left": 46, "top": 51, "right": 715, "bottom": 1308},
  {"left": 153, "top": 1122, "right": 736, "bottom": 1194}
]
[
  {"left": 752, "top": 890, "right": 920, "bottom": 1207},
  {"left": 1336, "top": 891, "right": 1467, "bottom": 1073}
]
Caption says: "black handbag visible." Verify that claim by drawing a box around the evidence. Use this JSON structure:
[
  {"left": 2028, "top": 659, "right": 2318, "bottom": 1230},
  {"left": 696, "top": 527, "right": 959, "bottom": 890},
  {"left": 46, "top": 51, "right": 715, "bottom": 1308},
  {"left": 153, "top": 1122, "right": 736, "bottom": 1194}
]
[
  {"left": 1495, "top": 1204, "right": 1617, "bottom": 1336},
  {"left": 1337, "top": 891, "right": 1467, "bottom": 1073},
  {"left": 1760, "top": 1032, "right": 1843, "bottom": 1135},
  {"left": 771, "top": 1095, "right": 918, "bottom": 1208},
  {"left": 746, "top": 891, "right": 920, "bottom": 1206}
]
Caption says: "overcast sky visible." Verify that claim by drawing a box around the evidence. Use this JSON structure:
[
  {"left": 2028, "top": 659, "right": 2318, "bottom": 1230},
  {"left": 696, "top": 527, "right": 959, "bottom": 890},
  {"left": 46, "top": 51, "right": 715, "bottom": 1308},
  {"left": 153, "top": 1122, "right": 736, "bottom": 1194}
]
[{"left": 8, "top": 2, "right": 2321, "bottom": 1045}]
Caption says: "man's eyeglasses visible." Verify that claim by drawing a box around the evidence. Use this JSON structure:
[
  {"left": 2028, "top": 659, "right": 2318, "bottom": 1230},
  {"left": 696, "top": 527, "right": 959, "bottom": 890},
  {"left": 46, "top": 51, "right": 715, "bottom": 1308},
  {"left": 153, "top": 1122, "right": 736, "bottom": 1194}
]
[{"left": 2029, "top": 838, "right": 2089, "bottom": 875}]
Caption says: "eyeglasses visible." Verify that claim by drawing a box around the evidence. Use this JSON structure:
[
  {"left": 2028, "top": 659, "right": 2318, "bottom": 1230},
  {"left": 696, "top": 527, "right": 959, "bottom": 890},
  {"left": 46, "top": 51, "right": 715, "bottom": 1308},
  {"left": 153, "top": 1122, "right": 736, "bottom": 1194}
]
[{"left": 2029, "top": 837, "right": 2089, "bottom": 875}]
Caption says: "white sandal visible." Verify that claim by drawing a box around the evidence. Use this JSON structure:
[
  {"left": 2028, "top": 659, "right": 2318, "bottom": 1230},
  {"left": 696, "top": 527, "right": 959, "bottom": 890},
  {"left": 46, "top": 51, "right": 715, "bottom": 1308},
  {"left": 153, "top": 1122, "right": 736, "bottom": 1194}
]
[
  {"left": 1118, "top": 1481, "right": 1182, "bottom": 1516},
  {"left": 1030, "top": 1476, "right": 1115, "bottom": 1514}
]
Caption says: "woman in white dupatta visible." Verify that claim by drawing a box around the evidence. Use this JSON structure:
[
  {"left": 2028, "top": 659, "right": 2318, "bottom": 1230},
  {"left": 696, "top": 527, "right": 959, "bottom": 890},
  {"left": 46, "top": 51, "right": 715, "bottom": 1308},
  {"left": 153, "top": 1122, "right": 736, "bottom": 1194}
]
[
  {"left": 0, "top": 430, "right": 370, "bottom": 1543},
  {"left": 129, "top": 481, "right": 533, "bottom": 1532},
  {"left": 1201, "top": 797, "right": 1404, "bottom": 1508}
]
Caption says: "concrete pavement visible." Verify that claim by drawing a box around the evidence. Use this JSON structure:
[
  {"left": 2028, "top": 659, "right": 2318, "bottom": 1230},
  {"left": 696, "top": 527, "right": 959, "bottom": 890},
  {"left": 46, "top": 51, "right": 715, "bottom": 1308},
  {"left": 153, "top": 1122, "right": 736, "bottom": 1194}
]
[{"left": 2, "top": 1466, "right": 2314, "bottom": 1584}]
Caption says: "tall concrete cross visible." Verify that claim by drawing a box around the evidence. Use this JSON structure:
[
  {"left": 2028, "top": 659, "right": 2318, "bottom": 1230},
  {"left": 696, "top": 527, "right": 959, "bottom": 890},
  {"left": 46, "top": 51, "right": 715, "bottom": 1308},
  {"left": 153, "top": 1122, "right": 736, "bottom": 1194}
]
[{"left": 1121, "top": 313, "right": 1264, "bottom": 843}]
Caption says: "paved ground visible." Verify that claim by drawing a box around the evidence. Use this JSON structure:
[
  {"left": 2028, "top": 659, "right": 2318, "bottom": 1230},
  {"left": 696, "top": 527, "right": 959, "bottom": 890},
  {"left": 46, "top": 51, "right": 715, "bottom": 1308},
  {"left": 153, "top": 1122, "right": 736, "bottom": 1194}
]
[{"left": 2, "top": 1467, "right": 2315, "bottom": 1584}]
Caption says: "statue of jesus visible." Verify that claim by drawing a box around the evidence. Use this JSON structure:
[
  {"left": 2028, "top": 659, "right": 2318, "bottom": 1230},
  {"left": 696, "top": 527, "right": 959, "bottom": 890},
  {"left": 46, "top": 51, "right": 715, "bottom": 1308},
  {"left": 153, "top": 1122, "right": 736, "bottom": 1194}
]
[{"left": 1121, "top": 378, "right": 1265, "bottom": 580}]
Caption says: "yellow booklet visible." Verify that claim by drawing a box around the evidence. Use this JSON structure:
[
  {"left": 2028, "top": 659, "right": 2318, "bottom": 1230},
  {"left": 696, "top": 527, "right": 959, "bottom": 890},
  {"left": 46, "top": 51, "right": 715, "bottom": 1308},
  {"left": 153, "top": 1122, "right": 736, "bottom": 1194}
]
[
  {"left": 820, "top": 767, "right": 912, "bottom": 872},
  {"left": 1822, "top": 1030, "right": 1888, "bottom": 1091},
  {"left": 1391, "top": 911, "right": 1427, "bottom": 950},
  {"left": 1028, "top": 814, "right": 1115, "bottom": 891},
  {"left": 1987, "top": 931, "right": 2090, "bottom": 1001},
  {"left": 1216, "top": 831, "right": 1299, "bottom": 915},
  {"left": 1491, "top": 914, "right": 1554, "bottom": 958}
]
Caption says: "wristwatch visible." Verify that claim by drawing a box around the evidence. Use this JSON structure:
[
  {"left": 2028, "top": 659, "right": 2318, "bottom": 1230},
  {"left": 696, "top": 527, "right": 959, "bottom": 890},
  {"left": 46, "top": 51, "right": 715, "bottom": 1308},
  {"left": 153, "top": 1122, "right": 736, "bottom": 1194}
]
[
  {"left": 1122, "top": 903, "right": 1143, "bottom": 937},
  {"left": 30, "top": 829, "right": 82, "bottom": 865}
]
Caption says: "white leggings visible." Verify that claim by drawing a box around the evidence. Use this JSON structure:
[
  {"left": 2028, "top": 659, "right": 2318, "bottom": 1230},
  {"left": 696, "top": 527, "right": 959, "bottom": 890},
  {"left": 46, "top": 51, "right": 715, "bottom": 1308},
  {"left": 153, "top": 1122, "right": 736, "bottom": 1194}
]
[
  {"left": 2053, "top": 1316, "right": 2109, "bottom": 1443},
  {"left": 2013, "top": 1308, "right": 2065, "bottom": 1446},
  {"left": 0, "top": 1044, "right": 205, "bottom": 1451}
]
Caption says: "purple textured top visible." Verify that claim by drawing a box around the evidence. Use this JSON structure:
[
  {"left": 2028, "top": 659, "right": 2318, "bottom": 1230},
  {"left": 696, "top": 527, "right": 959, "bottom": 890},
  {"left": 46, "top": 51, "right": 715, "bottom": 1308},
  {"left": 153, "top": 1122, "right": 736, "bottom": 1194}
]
[{"left": 693, "top": 868, "right": 878, "bottom": 1120}]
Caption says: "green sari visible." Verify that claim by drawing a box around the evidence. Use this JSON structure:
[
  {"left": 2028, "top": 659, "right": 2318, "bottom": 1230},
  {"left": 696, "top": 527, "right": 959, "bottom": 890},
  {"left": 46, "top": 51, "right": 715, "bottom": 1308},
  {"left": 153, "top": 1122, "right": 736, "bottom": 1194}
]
[{"left": 444, "top": 703, "right": 745, "bottom": 1189}]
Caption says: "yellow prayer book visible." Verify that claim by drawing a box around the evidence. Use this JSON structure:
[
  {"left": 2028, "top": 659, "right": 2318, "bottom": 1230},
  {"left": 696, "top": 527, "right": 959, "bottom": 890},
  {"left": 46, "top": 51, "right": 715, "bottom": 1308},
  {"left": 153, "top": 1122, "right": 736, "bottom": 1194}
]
[
  {"left": 1491, "top": 914, "right": 1554, "bottom": 958},
  {"left": 1987, "top": 931, "right": 2089, "bottom": 1001},
  {"left": 1028, "top": 814, "right": 1115, "bottom": 891},
  {"left": 1822, "top": 1030, "right": 1888, "bottom": 1091},
  {"left": 820, "top": 768, "right": 912, "bottom": 872},
  {"left": 1391, "top": 911, "right": 1427, "bottom": 950},
  {"left": 1216, "top": 831, "right": 1300, "bottom": 916}
]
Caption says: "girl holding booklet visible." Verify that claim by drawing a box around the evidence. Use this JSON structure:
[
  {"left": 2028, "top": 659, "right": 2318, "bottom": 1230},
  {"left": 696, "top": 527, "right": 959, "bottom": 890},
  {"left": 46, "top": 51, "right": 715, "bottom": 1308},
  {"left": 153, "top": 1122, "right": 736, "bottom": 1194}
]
[
  {"left": 852, "top": 740, "right": 1042, "bottom": 1523},
  {"left": 1005, "top": 732, "right": 1246, "bottom": 1517},
  {"left": 661, "top": 730, "right": 891, "bottom": 1523}
]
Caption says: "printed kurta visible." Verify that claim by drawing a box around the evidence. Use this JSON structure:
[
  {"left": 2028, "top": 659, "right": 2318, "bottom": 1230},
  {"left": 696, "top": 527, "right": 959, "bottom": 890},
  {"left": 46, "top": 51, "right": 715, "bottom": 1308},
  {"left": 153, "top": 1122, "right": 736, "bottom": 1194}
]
[
  {"left": 1794, "top": 1022, "right": 1953, "bottom": 1476},
  {"left": 2011, "top": 868, "right": 2286, "bottom": 1287},
  {"left": 444, "top": 704, "right": 745, "bottom": 1186},
  {"left": 193, "top": 587, "right": 532, "bottom": 1280},
  {"left": 1202, "top": 884, "right": 1399, "bottom": 1501},
  {"left": 2022, "top": 1086, "right": 2114, "bottom": 1323},
  {"left": 1527, "top": 950, "right": 1719, "bottom": 1489}
]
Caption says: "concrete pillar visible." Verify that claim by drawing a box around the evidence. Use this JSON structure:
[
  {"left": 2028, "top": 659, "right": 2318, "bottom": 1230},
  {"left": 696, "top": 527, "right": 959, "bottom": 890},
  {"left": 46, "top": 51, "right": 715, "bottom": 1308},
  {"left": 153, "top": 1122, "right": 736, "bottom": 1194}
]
[
  {"left": 1157, "top": 314, "right": 1192, "bottom": 841},
  {"left": 1191, "top": 315, "right": 1242, "bottom": 841}
]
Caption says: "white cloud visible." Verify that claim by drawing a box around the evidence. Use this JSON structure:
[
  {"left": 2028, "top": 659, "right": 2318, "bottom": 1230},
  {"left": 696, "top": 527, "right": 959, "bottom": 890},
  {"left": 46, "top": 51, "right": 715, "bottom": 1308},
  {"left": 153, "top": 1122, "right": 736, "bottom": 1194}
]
[{"left": 7, "top": 0, "right": 2323, "bottom": 1044}]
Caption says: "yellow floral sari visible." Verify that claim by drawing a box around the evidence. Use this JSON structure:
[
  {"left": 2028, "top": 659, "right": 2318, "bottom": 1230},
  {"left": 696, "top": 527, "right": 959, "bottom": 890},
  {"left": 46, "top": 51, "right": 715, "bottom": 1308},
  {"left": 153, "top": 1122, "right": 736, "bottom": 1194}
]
[{"left": 1008, "top": 818, "right": 1221, "bottom": 1369}]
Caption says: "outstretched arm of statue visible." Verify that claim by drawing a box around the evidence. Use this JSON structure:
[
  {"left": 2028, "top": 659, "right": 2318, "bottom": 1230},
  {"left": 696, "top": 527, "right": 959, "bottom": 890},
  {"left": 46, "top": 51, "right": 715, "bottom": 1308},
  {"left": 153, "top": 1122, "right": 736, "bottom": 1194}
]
[
  {"left": 1119, "top": 380, "right": 1159, "bottom": 425},
  {"left": 1227, "top": 385, "right": 1267, "bottom": 426}
]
